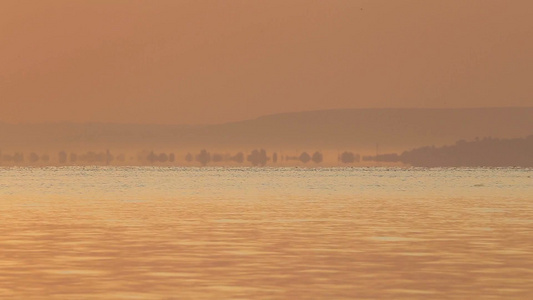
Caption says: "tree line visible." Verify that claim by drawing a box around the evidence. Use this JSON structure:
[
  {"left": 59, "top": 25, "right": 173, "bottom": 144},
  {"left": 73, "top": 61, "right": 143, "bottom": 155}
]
[
  {"left": 4, "top": 136, "right": 530, "bottom": 167},
  {"left": 0, "top": 149, "right": 365, "bottom": 166}
]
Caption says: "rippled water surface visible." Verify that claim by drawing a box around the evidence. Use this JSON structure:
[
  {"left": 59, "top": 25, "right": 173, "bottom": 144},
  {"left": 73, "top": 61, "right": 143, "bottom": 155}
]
[{"left": 1, "top": 167, "right": 532, "bottom": 299}]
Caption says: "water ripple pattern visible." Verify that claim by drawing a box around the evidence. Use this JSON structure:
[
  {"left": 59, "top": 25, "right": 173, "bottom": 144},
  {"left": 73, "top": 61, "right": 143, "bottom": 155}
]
[{"left": 0, "top": 167, "right": 532, "bottom": 299}]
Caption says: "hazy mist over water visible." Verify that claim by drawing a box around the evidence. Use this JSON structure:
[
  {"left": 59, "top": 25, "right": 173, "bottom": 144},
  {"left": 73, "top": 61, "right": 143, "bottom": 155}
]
[
  {"left": 2, "top": 1, "right": 532, "bottom": 124},
  {"left": 2, "top": 0, "right": 533, "bottom": 298},
  {"left": 1, "top": 167, "right": 532, "bottom": 299}
]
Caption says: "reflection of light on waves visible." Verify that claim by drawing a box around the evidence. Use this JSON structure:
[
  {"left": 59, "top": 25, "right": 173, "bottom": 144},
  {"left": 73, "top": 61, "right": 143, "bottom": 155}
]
[{"left": 0, "top": 167, "right": 532, "bottom": 298}]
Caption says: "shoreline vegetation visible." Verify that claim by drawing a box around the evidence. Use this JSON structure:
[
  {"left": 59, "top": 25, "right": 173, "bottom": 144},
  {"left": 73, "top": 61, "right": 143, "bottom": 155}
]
[{"left": 1, "top": 135, "right": 531, "bottom": 168}]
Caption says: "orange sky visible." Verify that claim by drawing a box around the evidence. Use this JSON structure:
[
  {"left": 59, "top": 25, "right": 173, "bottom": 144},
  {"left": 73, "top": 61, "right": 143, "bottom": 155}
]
[{"left": 1, "top": 0, "right": 532, "bottom": 125}]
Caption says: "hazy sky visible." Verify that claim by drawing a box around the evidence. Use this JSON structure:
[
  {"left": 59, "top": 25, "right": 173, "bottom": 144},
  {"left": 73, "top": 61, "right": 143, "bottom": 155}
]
[{"left": 1, "top": 0, "right": 532, "bottom": 124}]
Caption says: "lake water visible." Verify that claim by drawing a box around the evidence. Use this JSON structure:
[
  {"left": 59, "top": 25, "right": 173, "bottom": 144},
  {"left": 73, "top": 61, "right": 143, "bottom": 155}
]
[{"left": 1, "top": 167, "right": 532, "bottom": 299}]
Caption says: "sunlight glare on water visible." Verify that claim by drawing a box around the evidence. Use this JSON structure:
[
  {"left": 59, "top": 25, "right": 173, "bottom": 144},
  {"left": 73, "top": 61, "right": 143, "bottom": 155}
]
[{"left": 0, "top": 167, "right": 532, "bottom": 299}]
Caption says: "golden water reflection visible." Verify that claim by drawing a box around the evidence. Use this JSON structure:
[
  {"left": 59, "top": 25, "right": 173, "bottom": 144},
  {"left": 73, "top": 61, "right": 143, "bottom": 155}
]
[{"left": 0, "top": 167, "right": 532, "bottom": 299}]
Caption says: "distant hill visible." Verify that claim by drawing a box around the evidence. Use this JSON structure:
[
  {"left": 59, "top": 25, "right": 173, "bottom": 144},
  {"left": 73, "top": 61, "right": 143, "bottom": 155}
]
[
  {"left": 398, "top": 135, "right": 533, "bottom": 167},
  {"left": 368, "top": 135, "right": 533, "bottom": 167},
  {"left": 1, "top": 107, "right": 532, "bottom": 153},
  {"left": 190, "top": 107, "right": 533, "bottom": 151}
]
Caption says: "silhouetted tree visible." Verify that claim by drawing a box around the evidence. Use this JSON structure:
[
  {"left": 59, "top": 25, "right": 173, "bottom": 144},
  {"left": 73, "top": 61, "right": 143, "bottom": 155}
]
[
  {"left": 185, "top": 153, "right": 193, "bottom": 162},
  {"left": 196, "top": 149, "right": 211, "bottom": 166},
  {"left": 147, "top": 151, "right": 157, "bottom": 164},
  {"left": 13, "top": 152, "right": 24, "bottom": 163},
  {"left": 272, "top": 152, "right": 278, "bottom": 163},
  {"left": 312, "top": 151, "right": 323, "bottom": 163},
  {"left": 340, "top": 151, "right": 355, "bottom": 163},
  {"left": 96, "top": 152, "right": 106, "bottom": 163},
  {"left": 58, "top": 151, "right": 67, "bottom": 164},
  {"left": 106, "top": 149, "right": 113, "bottom": 165},
  {"left": 29, "top": 152, "right": 39, "bottom": 163},
  {"left": 247, "top": 149, "right": 268, "bottom": 166},
  {"left": 299, "top": 152, "right": 311, "bottom": 163}
]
